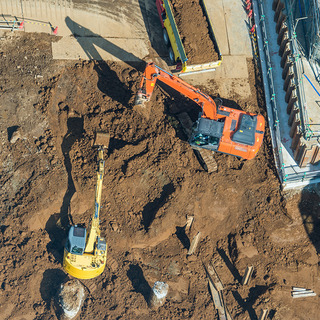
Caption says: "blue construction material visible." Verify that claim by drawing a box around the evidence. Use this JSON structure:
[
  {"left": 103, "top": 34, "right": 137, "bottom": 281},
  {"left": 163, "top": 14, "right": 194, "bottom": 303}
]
[{"left": 303, "top": 73, "right": 320, "bottom": 97}]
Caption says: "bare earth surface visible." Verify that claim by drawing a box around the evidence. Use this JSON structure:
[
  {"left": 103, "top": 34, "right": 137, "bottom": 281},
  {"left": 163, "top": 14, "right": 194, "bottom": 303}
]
[
  {"left": 1, "top": 32, "right": 320, "bottom": 320},
  {"left": 169, "top": 0, "right": 219, "bottom": 64}
]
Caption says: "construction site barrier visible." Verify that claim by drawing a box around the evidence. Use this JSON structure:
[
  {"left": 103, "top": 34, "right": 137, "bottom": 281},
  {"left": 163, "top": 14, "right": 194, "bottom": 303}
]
[
  {"left": 277, "top": 24, "right": 288, "bottom": 45},
  {"left": 288, "top": 104, "right": 299, "bottom": 126},
  {"left": 276, "top": 12, "right": 286, "bottom": 33},
  {"left": 282, "top": 58, "right": 293, "bottom": 79},
  {"left": 283, "top": 65, "right": 294, "bottom": 91},
  {"left": 274, "top": 1, "right": 285, "bottom": 23},
  {"left": 253, "top": 0, "right": 285, "bottom": 183},
  {"left": 0, "top": 18, "right": 24, "bottom": 31}
]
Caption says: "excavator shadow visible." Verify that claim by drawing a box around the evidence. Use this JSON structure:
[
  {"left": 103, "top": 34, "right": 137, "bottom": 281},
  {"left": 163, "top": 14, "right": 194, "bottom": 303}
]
[
  {"left": 231, "top": 284, "right": 272, "bottom": 319},
  {"left": 127, "top": 264, "right": 151, "bottom": 303},
  {"left": 65, "top": 16, "right": 145, "bottom": 107},
  {"left": 217, "top": 248, "right": 242, "bottom": 283},
  {"left": 94, "top": 60, "right": 144, "bottom": 107},
  {"left": 40, "top": 269, "right": 68, "bottom": 309},
  {"left": 231, "top": 290, "right": 258, "bottom": 319},
  {"left": 141, "top": 182, "right": 175, "bottom": 231},
  {"left": 175, "top": 226, "right": 190, "bottom": 250},
  {"left": 299, "top": 186, "right": 320, "bottom": 255},
  {"left": 46, "top": 116, "right": 84, "bottom": 262}
]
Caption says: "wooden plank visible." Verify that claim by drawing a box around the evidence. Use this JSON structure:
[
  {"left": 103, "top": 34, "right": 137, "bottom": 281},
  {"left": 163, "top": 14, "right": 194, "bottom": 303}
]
[
  {"left": 258, "top": 309, "right": 269, "bottom": 320},
  {"left": 185, "top": 215, "right": 194, "bottom": 232},
  {"left": 205, "top": 262, "right": 233, "bottom": 320},
  {"left": 208, "top": 280, "right": 227, "bottom": 320},
  {"left": 207, "top": 262, "right": 224, "bottom": 291},
  {"left": 241, "top": 266, "right": 254, "bottom": 285},
  {"left": 187, "top": 232, "right": 201, "bottom": 255}
]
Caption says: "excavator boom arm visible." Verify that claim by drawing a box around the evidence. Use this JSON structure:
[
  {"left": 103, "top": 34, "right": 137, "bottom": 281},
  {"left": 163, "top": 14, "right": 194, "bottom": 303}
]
[
  {"left": 137, "top": 63, "right": 222, "bottom": 120},
  {"left": 84, "top": 148, "right": 104, "bottom": 253}
]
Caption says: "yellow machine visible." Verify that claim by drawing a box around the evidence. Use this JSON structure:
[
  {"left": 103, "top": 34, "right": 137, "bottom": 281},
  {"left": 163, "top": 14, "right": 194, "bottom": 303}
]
[{"left": 63, "top": 132, "right": 110, "bottom": 279}]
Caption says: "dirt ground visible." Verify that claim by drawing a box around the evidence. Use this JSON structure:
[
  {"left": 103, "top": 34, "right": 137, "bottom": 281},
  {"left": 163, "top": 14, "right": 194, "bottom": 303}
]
[
  {"left": 1, "top": 32, "right": 320, "bottom": 320},
  {"left": 169, "top": 0, "right": 219, "bottom": 64}
]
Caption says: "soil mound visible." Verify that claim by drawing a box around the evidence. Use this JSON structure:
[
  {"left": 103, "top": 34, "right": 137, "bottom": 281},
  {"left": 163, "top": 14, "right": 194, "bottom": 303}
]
[{"left": 170, "top": 0, "right": 219, "bottom": 64}]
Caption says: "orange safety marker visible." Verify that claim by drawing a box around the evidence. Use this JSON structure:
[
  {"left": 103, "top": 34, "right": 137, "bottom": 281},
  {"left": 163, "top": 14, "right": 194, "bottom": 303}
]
[
  {"left": 18, "top": 21, "right": 24, "bottom": 29},
  {"left": 250, "top": 24, "right": 256, "bottom": 33},
  {"left": 52, "top": 26, "right": 58, "bottom": 35}
]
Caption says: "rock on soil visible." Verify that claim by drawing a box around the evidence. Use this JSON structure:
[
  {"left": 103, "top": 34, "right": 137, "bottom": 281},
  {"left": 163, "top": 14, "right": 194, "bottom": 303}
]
[
  {"left": 56, "top": 279, "right": 85, "bottom": 319},
  {"left": 8, "top": 127, "right": 22, "bottom": 144},
  {"left": 170, "top": 0, "right": 219, "bottom": 64}
]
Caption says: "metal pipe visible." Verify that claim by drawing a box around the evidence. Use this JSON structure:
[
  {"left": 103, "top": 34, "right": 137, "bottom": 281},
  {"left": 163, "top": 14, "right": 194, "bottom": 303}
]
[
  {"left": 292, "top": 292, "right": 316, "bottom": 298},
  {"left": 303, "top": 73, "right": 320, "bottom": 97}
]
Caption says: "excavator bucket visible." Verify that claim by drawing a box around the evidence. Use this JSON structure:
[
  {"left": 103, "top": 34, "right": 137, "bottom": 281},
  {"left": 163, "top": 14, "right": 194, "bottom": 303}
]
[
  {"left": 93, "top": 131, "right": 110, "bottom": 149},
  {"left": 134, "top": 91, "right": 149, "bottom": 108},
  {"left": 133, "top": 91, "right": 151, "bottom": 119}
]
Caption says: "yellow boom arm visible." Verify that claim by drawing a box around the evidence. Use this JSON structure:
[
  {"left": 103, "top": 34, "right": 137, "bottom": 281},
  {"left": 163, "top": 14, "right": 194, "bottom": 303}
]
[{"left": 85, "top": 148, "right": 104, "bottom": 253}]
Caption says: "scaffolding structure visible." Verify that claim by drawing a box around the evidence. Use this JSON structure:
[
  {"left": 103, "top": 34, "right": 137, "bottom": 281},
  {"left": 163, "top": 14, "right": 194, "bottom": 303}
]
[
  {"left": 253, "top": 0, "right": 320, "bottom": 188},
  {"left": 286, "top": 0, "right": 320, "bottom": 79}
]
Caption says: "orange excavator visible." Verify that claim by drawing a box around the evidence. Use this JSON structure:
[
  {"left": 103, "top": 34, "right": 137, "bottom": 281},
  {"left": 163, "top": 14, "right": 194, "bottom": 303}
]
[{"left": 135, "top": 63, "right": 265, "bottom": 166}]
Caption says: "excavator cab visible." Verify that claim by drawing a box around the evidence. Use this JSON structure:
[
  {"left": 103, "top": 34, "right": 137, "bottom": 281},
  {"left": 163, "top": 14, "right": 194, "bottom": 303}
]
[
  {"left": 190, "top": 116, "right": 224, "bottom": 151},
  {"left": 231, "top": 114, "right": 258, "bottom": 146},
  {"left": 65, "top": 226, "right": 87, "bottom": 255}
]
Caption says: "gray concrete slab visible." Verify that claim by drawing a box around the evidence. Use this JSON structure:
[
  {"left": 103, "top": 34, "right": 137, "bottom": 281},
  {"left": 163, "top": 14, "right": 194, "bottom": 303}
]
[
  {"left": 206, "top": 0, "right": 230, "bottom": 55},
  {"left": 212, "top": 55, "right": 249, "bottom": 78},
  {"left": 181, "top": 55, "right": 251, "bottom": 97},
  {"left": 1, "top": 0, "right": 253, "bottom": 63},
  {"left": 1, "top": 0, "right": 150, "bottom": 61},
  {"left": 223, "top": 0, "right": 252, "bottom": 56},
  {"left": 52, "top": 35, "right": 149, "bottom": 61},
  {"left": 207, "top": 0, "right": 253, "bottom": 57}
]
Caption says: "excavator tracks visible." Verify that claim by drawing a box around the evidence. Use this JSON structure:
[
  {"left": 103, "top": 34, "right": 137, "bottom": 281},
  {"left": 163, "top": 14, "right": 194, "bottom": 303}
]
[
  {"left": 176, "top": 112, "right": 217, "bottom": 173},
  {"left": 191, "top": 146, "right": 218, "bottom": 173}
]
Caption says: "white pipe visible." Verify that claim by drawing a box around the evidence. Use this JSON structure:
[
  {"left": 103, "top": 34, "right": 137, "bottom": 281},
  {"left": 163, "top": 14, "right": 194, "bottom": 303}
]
[{"left": 292, "top": 292, "right": 316, "bottom": 298}]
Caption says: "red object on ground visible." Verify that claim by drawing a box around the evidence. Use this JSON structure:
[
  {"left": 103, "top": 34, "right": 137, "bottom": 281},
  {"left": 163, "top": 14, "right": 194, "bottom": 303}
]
[
  {"left": 53, "top": 26, "right": 58, "bottom": 35},
  {"left": 250, "top": 25, "right": 256, "bottom": 33},
  {"left": 19, "top": 21, "right": 24, "bottom": 29}
]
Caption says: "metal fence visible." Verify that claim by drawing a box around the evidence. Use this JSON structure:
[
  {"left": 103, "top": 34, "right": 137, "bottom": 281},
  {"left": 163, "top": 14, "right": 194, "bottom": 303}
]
[{"left": 0, "top": 0, "right": 73, "bottom": 21}]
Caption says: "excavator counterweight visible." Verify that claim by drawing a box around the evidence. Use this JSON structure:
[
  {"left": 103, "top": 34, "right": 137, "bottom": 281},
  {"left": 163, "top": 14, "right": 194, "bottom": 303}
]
[{"left": 135, "top": 63, "right": 265, "bottom": 163}]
